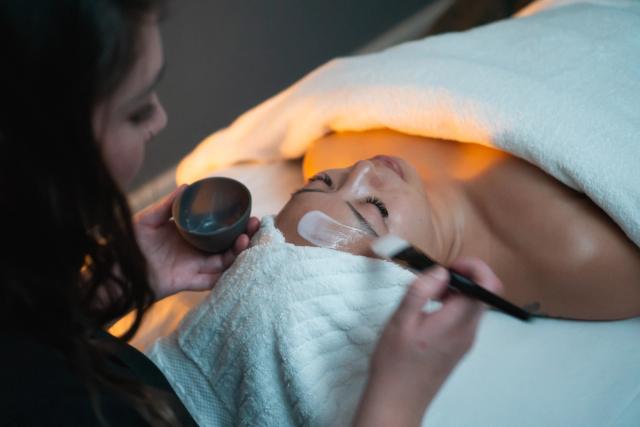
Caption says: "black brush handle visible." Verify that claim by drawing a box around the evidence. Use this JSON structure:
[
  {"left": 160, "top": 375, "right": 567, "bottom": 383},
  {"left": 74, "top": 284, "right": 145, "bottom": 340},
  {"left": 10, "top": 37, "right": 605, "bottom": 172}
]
[
  {"left": 395, "top": 246, "right": 531, "bottom": 321},
  {"left": 449, "top": 270, "right": 531, "bottom": 321}
]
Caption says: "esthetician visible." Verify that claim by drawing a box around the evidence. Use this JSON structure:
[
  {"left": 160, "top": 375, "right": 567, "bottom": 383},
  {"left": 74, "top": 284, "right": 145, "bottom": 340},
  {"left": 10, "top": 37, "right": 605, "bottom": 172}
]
[{"left": 0, "top": 1, "right": 502, "bottom": 425}]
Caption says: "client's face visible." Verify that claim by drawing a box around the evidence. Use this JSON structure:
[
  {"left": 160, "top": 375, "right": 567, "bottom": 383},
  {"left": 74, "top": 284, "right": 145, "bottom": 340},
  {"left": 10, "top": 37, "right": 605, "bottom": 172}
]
[{"left": 277, "top": 155, "right": 433, "bottom": 256}]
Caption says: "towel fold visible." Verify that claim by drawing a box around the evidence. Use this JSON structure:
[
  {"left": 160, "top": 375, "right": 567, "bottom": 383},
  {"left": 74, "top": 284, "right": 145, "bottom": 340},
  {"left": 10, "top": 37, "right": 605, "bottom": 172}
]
[
  {"left": 177, "top": 0, "right": 640, "bottom": 247},
  {"left": 148, "top": 216, "right": 418, "bottom": 427}
]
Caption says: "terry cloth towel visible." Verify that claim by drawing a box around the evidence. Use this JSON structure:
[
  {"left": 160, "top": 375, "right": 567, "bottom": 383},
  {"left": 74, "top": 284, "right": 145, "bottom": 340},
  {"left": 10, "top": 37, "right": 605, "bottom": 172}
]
[
  {"left": 147, "top": 216, "right": 418, "bottom": 427},
  {"left": 148, "top": 216, "right": 640, "bottom": 427},
  {"left": 176, "top": 0, "right": 640, "bottom": 248}
]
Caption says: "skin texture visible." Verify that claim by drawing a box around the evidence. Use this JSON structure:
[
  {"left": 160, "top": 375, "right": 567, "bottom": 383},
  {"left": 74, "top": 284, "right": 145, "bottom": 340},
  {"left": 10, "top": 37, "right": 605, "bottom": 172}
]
[
  {"left": 279, "top": 129, "right": 640, "bottom": 320},
  {"left": 92, "top": 18, "right": 259, "bottom": 300}
]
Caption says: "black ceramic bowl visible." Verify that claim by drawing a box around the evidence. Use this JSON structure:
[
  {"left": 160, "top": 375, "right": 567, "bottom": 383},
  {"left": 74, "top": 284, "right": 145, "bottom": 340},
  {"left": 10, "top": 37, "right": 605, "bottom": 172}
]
[{"left": 172, "top": 177, "right": 252, "bottom": 253}]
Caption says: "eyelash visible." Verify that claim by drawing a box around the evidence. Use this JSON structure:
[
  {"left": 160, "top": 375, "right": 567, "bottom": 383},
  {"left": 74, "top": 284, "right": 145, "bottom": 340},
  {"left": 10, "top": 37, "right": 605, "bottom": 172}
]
[
  {"left": 366, "top": 196, "right": 389, "bottom": 218},
  {"left": 309, "top": 173, "right": 333, "bottom": 187},
  {"left": 309, "top": 173, "right": 388, "bottom": 218},
  {"left": 129, "top": 103, "right": 156, "bottom": 125}
]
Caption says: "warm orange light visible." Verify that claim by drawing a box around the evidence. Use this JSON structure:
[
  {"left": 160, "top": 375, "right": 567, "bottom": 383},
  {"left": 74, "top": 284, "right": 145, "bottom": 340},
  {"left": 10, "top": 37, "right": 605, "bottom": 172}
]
[
  {"left": 302, "top": 145, "right": 355, "bottom": 179},
  {"left": 449, "top": 142, "right": 508, "bottom": 180},
  {"left": 302, "top": 129, "right": 506, "bottom": 183},
  {"left": 109, "top": 311, "right": 136, "bottom": 338}
]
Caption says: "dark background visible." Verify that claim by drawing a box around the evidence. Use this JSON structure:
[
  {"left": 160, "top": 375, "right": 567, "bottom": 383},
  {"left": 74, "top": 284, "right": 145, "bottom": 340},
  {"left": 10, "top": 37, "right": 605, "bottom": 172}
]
[
  {"left": 132, "top": 0, "right": 533, "bottom": 192},
  {"left": 133, "top": 0, "right": 432, "bottom": 189}
]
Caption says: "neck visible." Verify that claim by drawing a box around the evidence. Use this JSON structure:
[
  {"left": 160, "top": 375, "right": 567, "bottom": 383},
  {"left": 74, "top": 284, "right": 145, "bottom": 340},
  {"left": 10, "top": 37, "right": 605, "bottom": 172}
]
[{"left": 423, "top": 181, "right": 495, "bottom": 267}]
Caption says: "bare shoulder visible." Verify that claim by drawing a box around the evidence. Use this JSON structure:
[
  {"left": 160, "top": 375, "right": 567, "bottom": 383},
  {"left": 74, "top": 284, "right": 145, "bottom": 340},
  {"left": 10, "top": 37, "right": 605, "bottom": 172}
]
[{"left": 467, "top": 156, "right": 640, "bottom": 320}]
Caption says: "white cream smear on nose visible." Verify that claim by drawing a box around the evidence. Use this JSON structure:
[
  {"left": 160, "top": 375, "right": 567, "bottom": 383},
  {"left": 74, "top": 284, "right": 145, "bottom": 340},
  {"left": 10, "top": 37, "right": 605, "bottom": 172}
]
[
  {"left": 349, "top": 161, "right": 372, "bottom": 199},
  {"left": 297, "top": 210, "right": 368, "bottom": 250}
]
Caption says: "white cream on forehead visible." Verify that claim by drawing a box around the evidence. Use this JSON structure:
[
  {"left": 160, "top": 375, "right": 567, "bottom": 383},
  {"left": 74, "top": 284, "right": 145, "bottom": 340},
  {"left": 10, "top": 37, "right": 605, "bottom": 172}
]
[{"left": 297, "top": 210, "right": 368, "bottom": 250}]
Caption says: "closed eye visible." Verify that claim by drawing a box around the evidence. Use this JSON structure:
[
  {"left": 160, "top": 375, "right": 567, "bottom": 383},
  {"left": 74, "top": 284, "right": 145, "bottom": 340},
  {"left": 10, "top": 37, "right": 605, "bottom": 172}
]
[
  {"left": 291, "top": 173, "right": 334, "bottom": 197},
  {"left": 365, "top": 196, "right": 389, "bottom": 218},
  {"left": 309, "top": 173, "right": 333, "bottom": 188},
  {"left": 129, "top": 102, "right": 157, "bottom": 125}
]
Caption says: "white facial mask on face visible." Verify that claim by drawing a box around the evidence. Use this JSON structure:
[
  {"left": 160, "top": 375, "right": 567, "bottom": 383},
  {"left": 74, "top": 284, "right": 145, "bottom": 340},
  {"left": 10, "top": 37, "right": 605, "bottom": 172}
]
[{"left": 297, "top": 210, "right": 368, "bottom": 250}]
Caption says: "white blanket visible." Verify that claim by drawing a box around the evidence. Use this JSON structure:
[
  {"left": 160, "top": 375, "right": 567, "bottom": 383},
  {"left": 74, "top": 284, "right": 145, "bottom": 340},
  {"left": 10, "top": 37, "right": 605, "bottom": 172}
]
[
  {"left": 177, "top": 0, "right": 640, "bottom": 247},
  {"left": 147, "top": 216, "right": 418, "bottom": 426}
]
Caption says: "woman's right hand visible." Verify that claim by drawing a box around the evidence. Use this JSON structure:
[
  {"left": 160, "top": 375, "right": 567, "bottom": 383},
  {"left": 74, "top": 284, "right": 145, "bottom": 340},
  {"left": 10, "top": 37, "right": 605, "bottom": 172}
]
[
  {"left": 353, "top": 258, "right": 503, "bottom": 427},
  {"left": 133, "top": 185, "right": 260, "bottom": 300}
]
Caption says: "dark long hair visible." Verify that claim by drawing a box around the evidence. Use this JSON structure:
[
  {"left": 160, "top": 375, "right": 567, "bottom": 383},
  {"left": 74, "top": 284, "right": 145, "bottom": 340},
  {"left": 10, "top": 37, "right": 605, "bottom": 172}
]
[{"left": 0, "top": 0, "right": 177, "bottom": 424}]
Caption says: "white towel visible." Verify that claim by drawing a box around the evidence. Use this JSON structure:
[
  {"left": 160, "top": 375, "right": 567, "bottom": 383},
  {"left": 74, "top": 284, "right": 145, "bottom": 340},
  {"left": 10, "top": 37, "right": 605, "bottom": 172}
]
[
  {"left": 176, "top": 0, "right": 640, "bottom": 247},
  {"left": 147, "top": 218, "right": 640, "bottom": 427},
  {"left": 149, "top": 222, "right": 640, "bottom": 427},
  {"left": 147, "top": 216, "right": 418, "bottom": 427}
]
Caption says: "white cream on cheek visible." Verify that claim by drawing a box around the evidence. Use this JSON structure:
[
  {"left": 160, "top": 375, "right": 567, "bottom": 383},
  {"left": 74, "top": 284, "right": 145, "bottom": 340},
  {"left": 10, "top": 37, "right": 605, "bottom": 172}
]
[{"left": 297, "top": 210, "right": 368, "bottom": 250}]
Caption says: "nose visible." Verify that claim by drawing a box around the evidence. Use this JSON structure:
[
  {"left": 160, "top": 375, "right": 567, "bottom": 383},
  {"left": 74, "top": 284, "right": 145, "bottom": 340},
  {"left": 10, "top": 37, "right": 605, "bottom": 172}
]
[
  {"left": 342, "top": 160, "right": 379, "bottom": 195},
  {"left": 153, "top": 100, "right": 168, "bottom": 134},
  {"left": 147, "top": 96, "right": 168, "bottom": 142}
]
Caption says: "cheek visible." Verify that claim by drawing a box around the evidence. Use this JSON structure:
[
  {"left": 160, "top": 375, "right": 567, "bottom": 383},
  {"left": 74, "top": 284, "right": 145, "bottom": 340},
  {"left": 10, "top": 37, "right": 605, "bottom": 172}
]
[
  {"left": 339, "top": 237, "right": 375, "bottom": 257},
  {"left": 276, "top": 201, "right": 314, "bottom": 246},
  {"left": 101, "top": 125, "right": 146, "bottom": 187},
  {"left": 277, "top": 199, "right": 373, "bottom": 256},
  {"left": 388, "top": 194, "right": 431, "bottom": 239}
]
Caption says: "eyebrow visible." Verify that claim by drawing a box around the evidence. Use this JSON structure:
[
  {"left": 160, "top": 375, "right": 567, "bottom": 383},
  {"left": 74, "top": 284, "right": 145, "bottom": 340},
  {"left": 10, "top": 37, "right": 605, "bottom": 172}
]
[
  {"left": 291, "top": 188, "right": 325, "bottom": 197},
  {"left": 126, "top": 62, "right": 166, "bottom": 107},
  {"left": 291, "top": 188, "right": 379, "bottom": 237}
]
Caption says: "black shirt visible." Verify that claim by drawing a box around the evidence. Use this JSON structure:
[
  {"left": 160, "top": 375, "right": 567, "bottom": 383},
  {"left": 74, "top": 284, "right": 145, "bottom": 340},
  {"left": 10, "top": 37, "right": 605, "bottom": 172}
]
[{"left": 1, "top": 330, "right": 197, "bottom": 427}]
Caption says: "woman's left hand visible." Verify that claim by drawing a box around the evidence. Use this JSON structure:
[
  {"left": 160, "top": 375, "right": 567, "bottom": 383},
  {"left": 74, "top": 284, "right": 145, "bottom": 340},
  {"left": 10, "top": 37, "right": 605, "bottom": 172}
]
[{"left": 133, "top": 185, "right": 260, "bottom": 300}]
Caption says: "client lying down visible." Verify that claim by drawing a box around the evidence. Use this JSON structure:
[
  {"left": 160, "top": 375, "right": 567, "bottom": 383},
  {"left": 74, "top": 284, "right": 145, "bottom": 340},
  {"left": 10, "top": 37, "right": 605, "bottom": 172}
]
[
  {"left": 149, "top": 130, "right": 640, "bottom": 427},
  {"left": 277, "top": 129, "right": 640, "bottom": 321}
]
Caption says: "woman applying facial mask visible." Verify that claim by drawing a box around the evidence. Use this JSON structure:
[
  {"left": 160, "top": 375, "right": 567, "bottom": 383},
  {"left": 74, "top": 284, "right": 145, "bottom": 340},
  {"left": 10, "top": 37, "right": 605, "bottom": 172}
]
[
  {"left": 1, "top": 1, "right": 500, "bottom": 425},
  {"left": 277, "top": 129, "right": 640, "bottom": 321}
]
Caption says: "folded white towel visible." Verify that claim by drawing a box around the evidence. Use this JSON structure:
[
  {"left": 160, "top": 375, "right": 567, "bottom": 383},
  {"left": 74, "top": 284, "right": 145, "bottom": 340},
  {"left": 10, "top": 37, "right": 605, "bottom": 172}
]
[
  {"left": 148, "top": 216, "right": 417, "bottom": 426},
  {"left": 177, "top": 0, "right": 640, "bottom": 247}
]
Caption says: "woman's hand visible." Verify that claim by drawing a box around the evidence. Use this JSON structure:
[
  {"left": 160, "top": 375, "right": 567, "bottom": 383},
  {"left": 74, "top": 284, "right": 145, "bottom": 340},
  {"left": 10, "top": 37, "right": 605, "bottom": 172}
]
[
  {"left": 353, "top": 258, "right": 503, "bottom": 427},
  {"left": 133, "top": 185, "right": 260, "bottom": 301}
]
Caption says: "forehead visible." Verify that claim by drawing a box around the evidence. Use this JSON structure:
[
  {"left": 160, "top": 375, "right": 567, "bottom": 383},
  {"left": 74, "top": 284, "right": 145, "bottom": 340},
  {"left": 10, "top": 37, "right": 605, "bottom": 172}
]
[
  {"left": 110, "top": 21, "right": 164, "bottom": 107},
  {"left": 135, "top": 21, "right": 163, "bottom": 78}
]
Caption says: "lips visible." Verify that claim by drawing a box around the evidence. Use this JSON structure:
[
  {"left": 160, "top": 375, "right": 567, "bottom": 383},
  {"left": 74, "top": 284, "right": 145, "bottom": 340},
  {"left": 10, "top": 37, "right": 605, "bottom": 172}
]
[{"left": 372, "top": 155, "right": 405, "bottom": 181}]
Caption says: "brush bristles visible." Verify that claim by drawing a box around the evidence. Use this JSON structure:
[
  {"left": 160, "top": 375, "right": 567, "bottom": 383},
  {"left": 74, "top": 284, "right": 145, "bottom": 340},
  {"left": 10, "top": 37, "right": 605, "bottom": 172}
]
[{"left": 371, "top": 234, "right": 410, "bottom": 258}]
